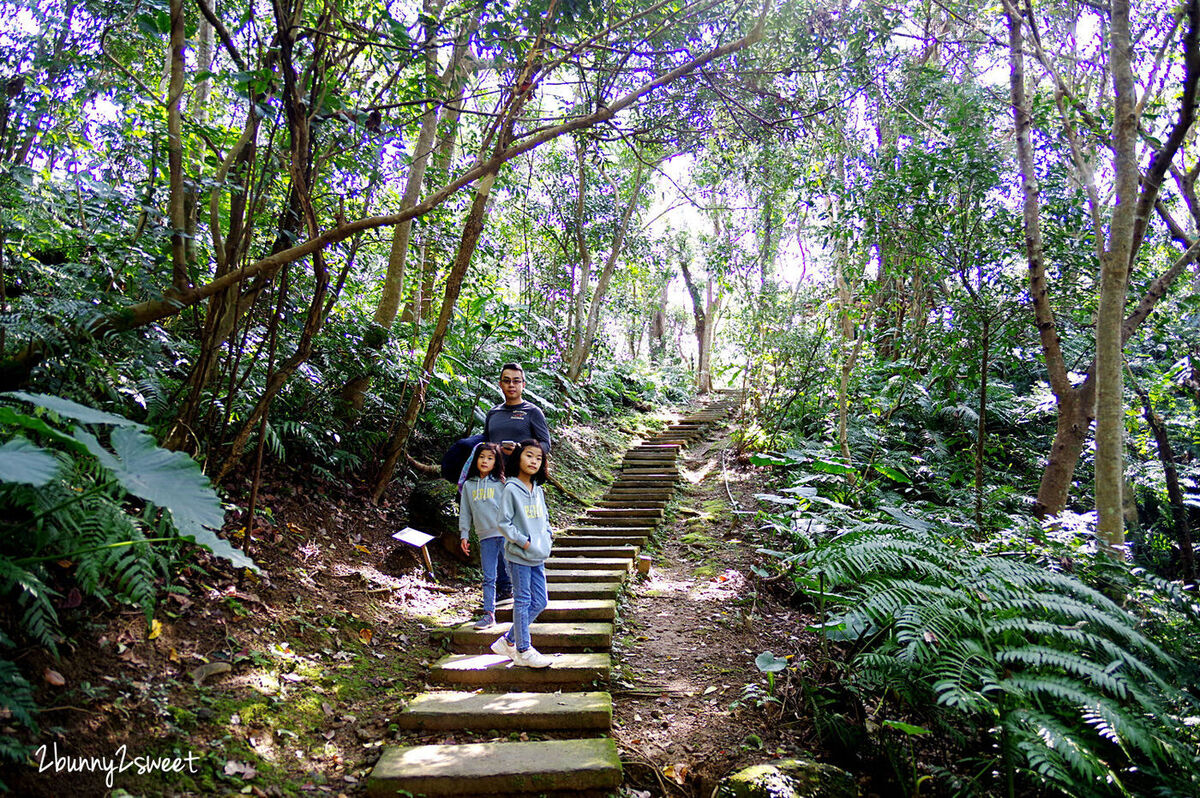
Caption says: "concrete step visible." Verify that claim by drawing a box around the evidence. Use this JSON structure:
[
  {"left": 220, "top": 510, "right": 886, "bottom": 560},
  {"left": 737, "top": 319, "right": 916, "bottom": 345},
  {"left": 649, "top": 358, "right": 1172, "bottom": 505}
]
[
  {"left": 618, "top": 468, "right": 680, "bottom": 477},
  {"left": 573, "top": 515, "right": 661, "bottom": 527},
  {"left": 621, "top": 454, "right": 678, "bottom": 463},
  {"left": 594, "top": 499, "right": 666, "bottom": 509},
  {"left": 429, "top": 652, "right": 610, "bottom": 690},
  {"left": 546, "top": 582, "right": 621, "bottom": 599},
  {"left": 367, "top": 738, "right": 622, "bottom": 797},
  {"left": 494, "top": 598, "right": 616, "bottom": 622},
  {"left": 604, "top": 485, "right": 675, "bottom": 493},
  {"left": 609, "top": 475, "right": 676, "bottom": 482},
  {"left": 584, "top": 507, "right": 663, "bottom": 519},
  {"left": 563, "top": 526, "right": 654, "bottom": 536},
  {"left": 547, "top": 545, "right": 637, "bottom": 559},
  {"left": 556, "top": 534, "right": 648, "bottom": 547},
  {"left": 397, "top": 691, "right": 611, "bottom": 731},
  {"left": 545, "top": 569, "right": 626, "bottom": 583},
  {"left": 601, "top": 491, "right": 673, "bottom": 501},
  {"left": 545, "top": 557, "right": 633, "bottom": 571},
  {"left": 445, "top": 621, "right": 613, "bottom": 653},
  {"left": 549, "top": 544, "right": 638, "bottom": 556}
]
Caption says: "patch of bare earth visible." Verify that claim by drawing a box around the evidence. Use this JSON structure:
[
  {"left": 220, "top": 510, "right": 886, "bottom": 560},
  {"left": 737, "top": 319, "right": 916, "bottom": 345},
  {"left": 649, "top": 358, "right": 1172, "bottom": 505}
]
[{"left": 611, "top": 435, "right": 833, "bottom": 798}]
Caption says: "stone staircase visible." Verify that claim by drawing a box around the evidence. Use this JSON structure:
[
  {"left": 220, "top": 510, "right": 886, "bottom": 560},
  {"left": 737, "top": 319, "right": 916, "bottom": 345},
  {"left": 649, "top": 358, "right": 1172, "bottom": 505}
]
[{"left": 366, "top": 393, "right": 740, "bottom": 797}]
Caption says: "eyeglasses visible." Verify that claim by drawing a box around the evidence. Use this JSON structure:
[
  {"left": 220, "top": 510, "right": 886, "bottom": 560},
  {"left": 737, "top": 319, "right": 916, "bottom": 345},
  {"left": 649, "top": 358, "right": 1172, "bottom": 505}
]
[{"left": 500, "top": 378, "right": 524, "bottom": 385}]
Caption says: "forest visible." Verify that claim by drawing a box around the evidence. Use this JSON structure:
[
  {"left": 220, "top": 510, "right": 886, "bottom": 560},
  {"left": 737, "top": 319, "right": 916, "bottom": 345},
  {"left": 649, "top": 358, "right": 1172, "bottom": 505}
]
[{"left": 2, "top": 0, "right": 1200, "bottom": 795}]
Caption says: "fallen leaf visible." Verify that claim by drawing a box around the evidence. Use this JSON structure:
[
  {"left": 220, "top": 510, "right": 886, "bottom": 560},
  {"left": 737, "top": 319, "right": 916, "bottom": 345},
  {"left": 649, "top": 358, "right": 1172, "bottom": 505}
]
[
  {"left": 663, "top": 762, "right": 690, "bottom": 785},
  {"left": 169, "top": 648, "right": 181, "bottom": 663},
  {"left": 148, "top": 619, "right": 163, "bottom": 640},
  {"left": 43, "top": 668, "right": 66, "bottom": 687},
  {"left": 190, "top": 661, "right": 232, "bottom": 686},
  {"left": 358, "top": 628, "right": 373, "bottom": 645},
  {"left": 224, "top": 760, "right": 258, "bottom": 779},
  {"left": 118, "top": 649, "right": 145, "bottom": 666}
]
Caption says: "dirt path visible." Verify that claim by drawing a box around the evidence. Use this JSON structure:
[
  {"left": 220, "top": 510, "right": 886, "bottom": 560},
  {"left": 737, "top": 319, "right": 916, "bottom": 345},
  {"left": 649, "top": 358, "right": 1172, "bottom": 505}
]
[{"left": 612, "top": 432, "right": 822, "bottom": 798}]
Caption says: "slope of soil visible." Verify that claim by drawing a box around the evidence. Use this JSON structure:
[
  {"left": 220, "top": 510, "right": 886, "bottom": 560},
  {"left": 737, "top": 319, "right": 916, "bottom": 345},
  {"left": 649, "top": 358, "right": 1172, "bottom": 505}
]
[{"left": 610, "top": 433, "right": 844, "bottom": 798}]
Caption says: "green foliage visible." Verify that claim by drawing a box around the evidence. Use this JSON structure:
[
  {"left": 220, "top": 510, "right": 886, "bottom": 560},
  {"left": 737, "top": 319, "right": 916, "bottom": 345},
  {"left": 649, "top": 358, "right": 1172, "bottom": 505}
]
[
  {"left": 789, "top": 509, "right": 1200, "bottom": 797},
  {"left": 0, "top": 392, "right": 254, "bottom": 770}
]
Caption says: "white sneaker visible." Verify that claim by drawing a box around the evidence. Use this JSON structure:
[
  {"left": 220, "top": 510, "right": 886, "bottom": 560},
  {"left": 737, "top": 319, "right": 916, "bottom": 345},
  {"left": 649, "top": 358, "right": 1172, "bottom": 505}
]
[
  {"left": 490, "top": 635, "right": 516, "bottom": 660},
  {"left": 514, "top": 646, "right": 553, "bottom": 668}
]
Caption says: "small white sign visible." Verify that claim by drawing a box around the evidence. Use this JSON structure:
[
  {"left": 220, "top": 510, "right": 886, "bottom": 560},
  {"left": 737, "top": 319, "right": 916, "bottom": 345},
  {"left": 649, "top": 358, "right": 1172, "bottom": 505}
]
[{"left": 391, "top": 526, "right": 434, "bottom": 547}]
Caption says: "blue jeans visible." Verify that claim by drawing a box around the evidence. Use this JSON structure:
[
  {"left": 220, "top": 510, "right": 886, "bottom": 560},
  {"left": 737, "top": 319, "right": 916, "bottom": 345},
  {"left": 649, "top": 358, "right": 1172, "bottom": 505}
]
[
  {"left": 478, "top": 536, "right": 511, "bottom": 614},
  {"left": 504, "top": 561, "right": 547, "bottom": 652}
]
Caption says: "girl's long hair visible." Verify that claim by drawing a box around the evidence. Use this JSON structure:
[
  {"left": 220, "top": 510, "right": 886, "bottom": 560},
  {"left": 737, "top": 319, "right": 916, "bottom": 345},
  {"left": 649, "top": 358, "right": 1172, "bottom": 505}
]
[
  {"left": 514, "top": 438, "right": 549, "bottom": 485},
  {"left": 466, "top": 442, "right": 506, "bottom": 481}
]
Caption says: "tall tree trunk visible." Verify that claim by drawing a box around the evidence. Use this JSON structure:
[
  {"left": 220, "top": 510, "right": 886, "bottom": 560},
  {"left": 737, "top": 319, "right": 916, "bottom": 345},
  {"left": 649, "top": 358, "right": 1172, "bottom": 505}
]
[
  {"left": 566, "top": 160, "right": 647, "bottom": 381},
  {"left": 567, "top": 135, "right": 592, "bottom": 362},
  {"left": 371, "top": 168, "right": 499, "bottom": 501},
  {"left": 1006, "top": 2, "right": 1086, "bottom": 518},
  {"left": 700, "top": 275, "right": 721, "bottom": 392},
  {"left": 340, "top": 1, "right": 476, "bottom": 410},
  {"left": 1006, "top": 0, "right": 1200, "bottom": 521},
  {"left": 1129, "top": 369, "right": 1197, "bottom": 585},
  {"left": 649, "top": 274, "right": 670, "bottom": 365},
  {"left": 185, "top": 9, "right": 215, "bottom": 271},
  {"left": 1093, "top": 0, "right": 1139, "bottom": 555},
  {"left": 678, "top": 257, "right": 709, "bottom": 393},
  {"left": 167, "top": 0, "right": 189, "bottom": 293}
]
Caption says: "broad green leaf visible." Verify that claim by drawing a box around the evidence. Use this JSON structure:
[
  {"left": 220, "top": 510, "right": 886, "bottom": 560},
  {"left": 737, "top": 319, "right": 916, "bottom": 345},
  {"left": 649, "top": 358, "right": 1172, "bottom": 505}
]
[
  {"left": 808, "top": 616, "right": 870, "bottom": 641},
  {"left": 810, "top": 458, "right": 856, "bottom": 475},
  {"left": 801, "top": 493, "right": 851, "bottom": 510},
  {"left": 522, "top": 387, "right": 559, "bottom": 413},
  {"left": 881, "top": 719, "right": 931, "bottom": 736},
  {"left": 882, "top": 506, "right": 932, "bottom": 532},
  {"left": 74, "top": 427, "right": 257, "bottom": 572},
  {"left": 749, "top": 453, "right": 789, "bottom": 467},
  {"left": 754, "top": 651, "right": 788, "bottom": 673},
  {"left": 0, "top": 406, "right": 89, "bottom": 454},
  {"left": 754, "top": 493, "right": 798, "bottom": 505},
  {"left": 873, "top": 465, "right": 912, "bottom": 484},
  {"left": 0, "top": 438, "right": 59, "bottom": 486},
  {"left": 5, "top": 392, "right": 144, "bottom": 428}
]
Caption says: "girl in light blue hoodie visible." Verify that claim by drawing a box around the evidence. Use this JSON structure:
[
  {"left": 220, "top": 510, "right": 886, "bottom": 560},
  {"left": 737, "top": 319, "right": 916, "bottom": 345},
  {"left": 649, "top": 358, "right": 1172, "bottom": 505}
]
[
  {"left": 490, "top": 439, "right": 554, "bottom": 668},
  {"left": 458, "top": 442, "right": 507, "bottom": 629}
]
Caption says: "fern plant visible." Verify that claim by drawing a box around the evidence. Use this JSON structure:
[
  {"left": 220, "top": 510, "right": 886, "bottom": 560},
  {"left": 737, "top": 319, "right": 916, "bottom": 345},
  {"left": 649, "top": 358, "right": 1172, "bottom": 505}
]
[
  {"left": 800, "top": 517, "right": 1200, "bottom": 798},
  {"left": 0, "top": 391, "right": 256, "bottom": 772}
]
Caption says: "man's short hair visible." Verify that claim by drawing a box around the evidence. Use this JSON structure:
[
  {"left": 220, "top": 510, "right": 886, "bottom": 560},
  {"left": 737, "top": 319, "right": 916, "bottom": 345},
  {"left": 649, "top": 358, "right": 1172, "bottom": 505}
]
[{"left": 499, "top": 362, "right": 524, "bottom": 378}]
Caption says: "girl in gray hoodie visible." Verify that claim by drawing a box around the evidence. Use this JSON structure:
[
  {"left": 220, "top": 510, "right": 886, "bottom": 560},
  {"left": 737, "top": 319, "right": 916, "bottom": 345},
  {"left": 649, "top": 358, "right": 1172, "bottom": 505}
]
[
  {"left": 490, "top": 439, "right": 554, "bottom": 668},
  {"left": 459, "top": 442, "right": 507, "bottom": 629}
]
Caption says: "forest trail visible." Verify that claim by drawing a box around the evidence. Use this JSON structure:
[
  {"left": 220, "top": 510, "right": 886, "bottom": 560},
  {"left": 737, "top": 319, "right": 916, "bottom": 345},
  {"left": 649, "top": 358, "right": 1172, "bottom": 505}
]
[{"left": 365, "top": 393, "right": 741, "bottom": 797}]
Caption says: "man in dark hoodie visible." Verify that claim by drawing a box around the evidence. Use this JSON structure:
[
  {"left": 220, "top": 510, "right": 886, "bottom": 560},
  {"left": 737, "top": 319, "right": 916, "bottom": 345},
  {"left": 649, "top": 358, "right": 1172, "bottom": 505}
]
[{"left": 484, "top": 363, "right": 552, "bottom": 472}]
